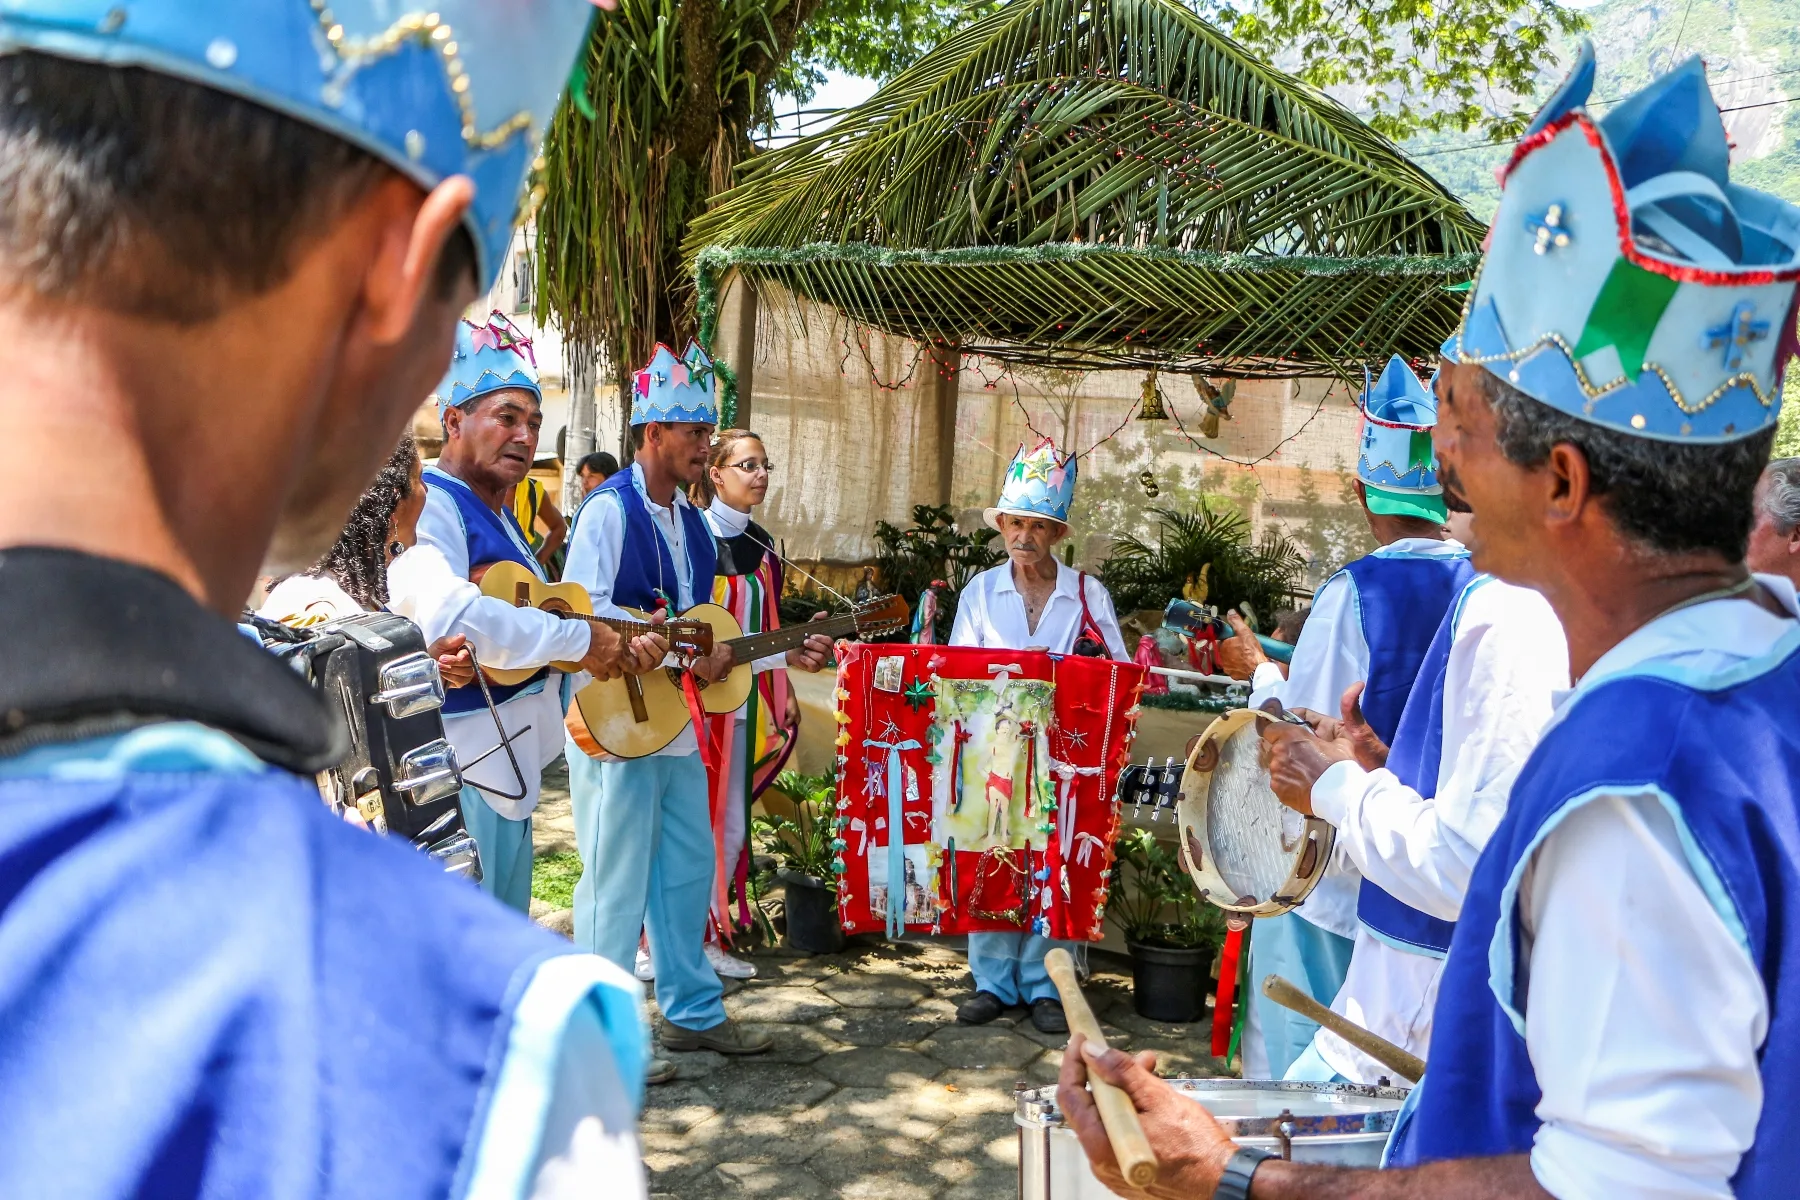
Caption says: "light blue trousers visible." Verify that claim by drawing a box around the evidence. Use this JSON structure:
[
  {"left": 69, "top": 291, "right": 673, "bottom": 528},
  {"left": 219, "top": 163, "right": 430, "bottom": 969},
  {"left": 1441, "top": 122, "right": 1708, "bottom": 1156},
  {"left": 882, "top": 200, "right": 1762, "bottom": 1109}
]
[
  {"left": 566, "top": 744, "right": 725, "bottom": 1032},
  {"left": 967, "top": 931, "right": 1072, "bottom": 1006},
  {"left": 458, "top": 785, "right": 533, "bottom": 913},
  {"left": 1247, "top": 912, "right": 1355, "bottom": 1078},
  {"left": 1283, "top": 1038, "right": 1350, "bottom": 1084}
]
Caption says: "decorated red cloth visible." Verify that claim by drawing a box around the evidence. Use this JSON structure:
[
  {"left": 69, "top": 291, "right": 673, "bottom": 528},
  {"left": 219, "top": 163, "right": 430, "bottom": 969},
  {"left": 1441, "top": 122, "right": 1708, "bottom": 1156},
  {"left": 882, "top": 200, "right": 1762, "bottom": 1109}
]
[{"left": 833, "top": 644, "right": 1143, "bottom": 942}]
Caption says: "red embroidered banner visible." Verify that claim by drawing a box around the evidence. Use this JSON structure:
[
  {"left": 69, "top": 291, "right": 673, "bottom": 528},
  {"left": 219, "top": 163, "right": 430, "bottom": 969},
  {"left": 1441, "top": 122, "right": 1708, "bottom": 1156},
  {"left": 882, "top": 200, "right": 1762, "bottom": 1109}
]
[{"left": 832, "top": 645, "right": 1143, "bottom": 941}]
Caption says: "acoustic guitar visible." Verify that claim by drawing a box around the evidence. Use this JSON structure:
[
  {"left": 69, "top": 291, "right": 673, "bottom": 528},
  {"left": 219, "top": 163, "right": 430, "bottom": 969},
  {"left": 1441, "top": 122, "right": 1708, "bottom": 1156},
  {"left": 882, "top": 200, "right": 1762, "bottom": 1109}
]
[
  {"left": 470, "top": 559, "right": 714, "bottom": 686},
  {"left": 567, "top": 592, "right": 910, "bottom": 759}
]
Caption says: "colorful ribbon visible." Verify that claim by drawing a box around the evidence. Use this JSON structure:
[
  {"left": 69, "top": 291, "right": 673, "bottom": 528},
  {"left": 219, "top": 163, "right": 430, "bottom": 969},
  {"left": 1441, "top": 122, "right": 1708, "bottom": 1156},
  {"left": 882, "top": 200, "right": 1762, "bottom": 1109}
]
[
  {"left": 864, "top": 733, "right": 921, "bottom": 938},
  {"left": 1211, "top": 923, "right": 1247, "bottom": 1058}
]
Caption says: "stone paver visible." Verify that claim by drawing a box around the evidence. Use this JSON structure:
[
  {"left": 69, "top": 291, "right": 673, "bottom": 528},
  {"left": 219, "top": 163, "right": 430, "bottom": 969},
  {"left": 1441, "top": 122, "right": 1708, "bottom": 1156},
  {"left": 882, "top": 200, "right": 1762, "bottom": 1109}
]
[
  {"left": 812, "top": 1045, "right": 945, "bottom": 1089},
  {"left": 816, "top": 974, "right": 933, "bottom": 1008},
  {"left": 919, "top": 1023, "right": 1044, "bottom": 1070}
]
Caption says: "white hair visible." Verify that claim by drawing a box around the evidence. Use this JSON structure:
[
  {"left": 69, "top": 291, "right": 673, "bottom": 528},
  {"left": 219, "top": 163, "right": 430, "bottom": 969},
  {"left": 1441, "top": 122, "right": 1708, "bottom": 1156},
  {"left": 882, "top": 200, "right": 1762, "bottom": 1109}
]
[{"left": 1764, "top": 457, "right": 1800, "bottom": 534}]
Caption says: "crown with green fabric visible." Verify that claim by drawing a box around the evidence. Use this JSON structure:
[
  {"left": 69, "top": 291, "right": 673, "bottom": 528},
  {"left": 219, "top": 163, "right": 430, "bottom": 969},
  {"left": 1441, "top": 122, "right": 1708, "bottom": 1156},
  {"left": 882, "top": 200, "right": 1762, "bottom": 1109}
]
[
  {"left": 1357, "top": 355, "right": 1446, "bottom": 522},
  {"left": 1443, "top": 41, "right": 1800, "bottom": 442}
]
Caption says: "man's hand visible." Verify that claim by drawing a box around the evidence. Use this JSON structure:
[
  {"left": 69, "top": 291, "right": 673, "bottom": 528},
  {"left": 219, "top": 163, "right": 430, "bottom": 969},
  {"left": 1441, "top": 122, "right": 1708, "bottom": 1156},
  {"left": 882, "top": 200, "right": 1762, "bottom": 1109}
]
[
  {"left": 427, "top": 634, "right": 476, "bottom": 689},
  {"left": 1213, "top": 610, "right": 1268, "bottom": 680},
  {"left": 784, "top": 686, "right": 802, "bottom": 731},
  {"left": 785, "top": 611, "right": 834, "bottom": 673},
  {"left": 1057, "top": 1034, "right": 1236, "bottom": 1199},
  {"left": 1334, "top": 682, "right": 1390, "bottom": 770},
  {"left": 1259, "top": 719, "right": 1356, "bottom": 815},
  {"left": 619, "top": 610, "right": 670, "bottom": 676},
  {"left": 690, "top": 641, "right": 735, "bottom": 684},
  {"left": 578, "top": 620, "right": 628, "bottom": 682}
]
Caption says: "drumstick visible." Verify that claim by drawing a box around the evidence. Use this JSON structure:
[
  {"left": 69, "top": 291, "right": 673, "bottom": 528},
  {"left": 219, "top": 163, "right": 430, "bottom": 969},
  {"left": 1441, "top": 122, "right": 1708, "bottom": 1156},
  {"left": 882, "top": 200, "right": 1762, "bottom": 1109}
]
[
  {"left": 1044, "top": 948, "right": 1159, "bottom": 1188},
  {"left": 1261, "top": 974, "right": 1425, "bottom": 1082}
]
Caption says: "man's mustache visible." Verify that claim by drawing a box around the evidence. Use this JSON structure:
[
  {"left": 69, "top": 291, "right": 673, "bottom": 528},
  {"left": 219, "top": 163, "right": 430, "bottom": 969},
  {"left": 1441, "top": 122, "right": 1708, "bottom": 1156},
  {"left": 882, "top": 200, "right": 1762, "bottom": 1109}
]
[{"left": 1438, "top": 462, "right": 1471, "bottom": 513}]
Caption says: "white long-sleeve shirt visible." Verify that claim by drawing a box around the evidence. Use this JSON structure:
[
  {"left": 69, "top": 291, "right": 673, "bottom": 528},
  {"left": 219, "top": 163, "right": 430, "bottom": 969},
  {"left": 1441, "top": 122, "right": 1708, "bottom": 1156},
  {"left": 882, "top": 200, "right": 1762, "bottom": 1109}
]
[
  {"left": 562, "top": 463, "right": 707, "bottom": 758},
  {"left": 1305, "top": 577, "right": 1568, "bottom": 1082},
  {"left": 1246, "top": 537, "right": 1465, "bottom": 941},
  {"left": 1514, "top": 576, "right": 1795, "bottom": 1200},
  {"left": 387, "top": 476, "right": 587, "bottom": 819},
  {"left": 949, "top": 559, "right": 1130, "bottom": 660}
]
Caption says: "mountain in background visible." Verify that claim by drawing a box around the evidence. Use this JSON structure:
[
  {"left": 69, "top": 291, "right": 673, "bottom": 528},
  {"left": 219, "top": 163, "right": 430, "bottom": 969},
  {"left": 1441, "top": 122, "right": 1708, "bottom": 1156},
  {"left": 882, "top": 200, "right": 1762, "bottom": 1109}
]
[{"left": 1400, "top": 0, "right": 1798, "bottom": 219}]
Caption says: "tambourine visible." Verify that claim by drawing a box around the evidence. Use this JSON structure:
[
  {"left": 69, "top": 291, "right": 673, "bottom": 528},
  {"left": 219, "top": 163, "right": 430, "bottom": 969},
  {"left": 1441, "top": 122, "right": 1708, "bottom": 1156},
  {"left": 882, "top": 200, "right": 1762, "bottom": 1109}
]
[{"left": 1177, "top": 708, "right": 1335, "bottom": 917}]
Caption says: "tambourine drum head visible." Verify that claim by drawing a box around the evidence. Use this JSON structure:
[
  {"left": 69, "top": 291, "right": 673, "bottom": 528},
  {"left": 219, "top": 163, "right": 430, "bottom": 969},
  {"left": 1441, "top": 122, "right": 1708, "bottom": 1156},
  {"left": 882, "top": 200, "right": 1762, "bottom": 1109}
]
[{"left": 1203, "top": 720, "right": 1296, "bottom": 904}]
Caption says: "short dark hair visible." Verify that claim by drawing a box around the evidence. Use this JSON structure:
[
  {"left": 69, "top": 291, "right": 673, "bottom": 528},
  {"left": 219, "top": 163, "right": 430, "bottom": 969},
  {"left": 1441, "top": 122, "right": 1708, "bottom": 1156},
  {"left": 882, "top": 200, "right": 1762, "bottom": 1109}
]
[
  {"left": 0, "top": 52, "right": 474, "bottom": 324},
  {"left": 1480, "top": 371, "right": 1776, "bottom": 561},
  {"left": 579, "top": 451, "right": 619, "bottom": 477}
]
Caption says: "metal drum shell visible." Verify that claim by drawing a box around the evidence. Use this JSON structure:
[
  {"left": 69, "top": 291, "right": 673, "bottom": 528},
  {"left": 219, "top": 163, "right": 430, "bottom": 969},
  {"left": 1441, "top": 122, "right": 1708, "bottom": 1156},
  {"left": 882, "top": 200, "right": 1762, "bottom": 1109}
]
[
  {"left": 1016, "top": 1079, "right": 1408, "bottom": 1197},
  {"left": 1176, "top": 708, "right": 1336, "bottom": 917}
]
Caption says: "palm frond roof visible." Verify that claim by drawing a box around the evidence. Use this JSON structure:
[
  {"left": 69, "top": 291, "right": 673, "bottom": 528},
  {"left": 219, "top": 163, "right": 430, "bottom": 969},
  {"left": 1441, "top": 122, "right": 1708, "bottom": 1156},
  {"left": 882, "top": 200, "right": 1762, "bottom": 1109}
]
[{"left": 687, "top": 0, "right": 1486, "bottom": 375}]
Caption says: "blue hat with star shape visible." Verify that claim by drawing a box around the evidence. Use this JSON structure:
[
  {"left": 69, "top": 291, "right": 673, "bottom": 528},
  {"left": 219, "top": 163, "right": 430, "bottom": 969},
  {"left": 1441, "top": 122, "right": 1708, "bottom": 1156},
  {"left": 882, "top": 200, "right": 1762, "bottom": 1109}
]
[
  {"left": 1443, "top": 40, "right": 1800, "bottom": 443},
  {"left": 0, "top": 1, "right": 600, "bottom": 292},
  {"left": 1357, "top": 355, "right": 1446, "bottom": 523},
  {"left": 630, "top": 341, "right": 719, "bottom": 427},
  {"left": 433, "top": 312, "right": 540, "bottom": 419},
  {"left": 985, "top": 438, "right": 1078, "bottom": 530}
]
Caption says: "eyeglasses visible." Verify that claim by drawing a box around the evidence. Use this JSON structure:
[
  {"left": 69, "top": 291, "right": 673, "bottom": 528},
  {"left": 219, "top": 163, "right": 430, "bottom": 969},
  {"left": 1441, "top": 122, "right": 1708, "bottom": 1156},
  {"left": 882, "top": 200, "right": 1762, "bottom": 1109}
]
[{"left": 726, "top": 458, "right": 775, "bottom": 475}]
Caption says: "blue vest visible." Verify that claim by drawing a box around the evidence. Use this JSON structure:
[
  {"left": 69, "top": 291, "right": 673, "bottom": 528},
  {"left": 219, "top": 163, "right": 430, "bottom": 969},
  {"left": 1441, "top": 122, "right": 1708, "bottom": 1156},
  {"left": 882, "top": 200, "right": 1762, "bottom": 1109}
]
[
  {"left": 1355, "top": 575, "right": 1491, "bottom": 956},
  {"left": 1336, "top": 549, "right": 1476, "bottom": 744},
  {"left": 424, "top": 466, "right": 549, "bottom": 716},
  {"left": 0, "top": 747, "right": 611, "bottom": 1199},
  {"left": 582, "top": 468, "right": 717, "bottom": 612},
  {"left": 1392, "top": 628, "right": 1800, "bottom": 1195}
]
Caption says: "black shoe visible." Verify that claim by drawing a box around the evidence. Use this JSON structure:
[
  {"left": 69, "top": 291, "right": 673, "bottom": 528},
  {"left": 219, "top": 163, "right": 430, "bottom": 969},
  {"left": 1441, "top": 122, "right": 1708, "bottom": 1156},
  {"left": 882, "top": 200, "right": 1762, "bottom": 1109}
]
[
  {"left": 1030, "top": 998, "right": 1069, "bottom": 1034},
  {"left": 957, "top": 990, "right": 1007, "bottom": 1025}
]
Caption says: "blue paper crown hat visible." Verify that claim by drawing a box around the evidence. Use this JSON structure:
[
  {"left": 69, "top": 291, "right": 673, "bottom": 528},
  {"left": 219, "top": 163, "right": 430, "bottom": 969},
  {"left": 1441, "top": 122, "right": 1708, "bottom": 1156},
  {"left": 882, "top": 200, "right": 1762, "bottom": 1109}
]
[
  {"left": 631, "top": 341, "right": 719, "bottom": 426},
  {"left": 1443, "top": 40, "right": 1800, "bottom": 442},
  {"left": 433, "top": 312, "right": 541, "bottom": 419},
  {"left": 0, "top": 2, "right": 598, "bottom": 292},
  {"left": 1357, "top": 355, "right": 1447, "bottom": 523},
  {"left": 985, "top": 438, "right": 1078, "bottom": 530}
]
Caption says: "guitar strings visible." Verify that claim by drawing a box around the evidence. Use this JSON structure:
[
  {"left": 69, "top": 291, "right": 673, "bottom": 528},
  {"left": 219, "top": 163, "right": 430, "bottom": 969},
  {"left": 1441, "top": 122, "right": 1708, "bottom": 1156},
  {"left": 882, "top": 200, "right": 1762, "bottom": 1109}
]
[{"left": 736, "top": 524, "right": 857, "bottom": 609}]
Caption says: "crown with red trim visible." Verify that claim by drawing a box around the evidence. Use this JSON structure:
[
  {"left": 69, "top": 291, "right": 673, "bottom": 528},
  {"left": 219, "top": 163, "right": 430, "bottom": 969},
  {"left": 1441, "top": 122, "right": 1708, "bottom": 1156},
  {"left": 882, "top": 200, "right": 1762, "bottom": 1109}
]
[
  {"left": 630, "top": 341, "right": 718, "bottom": 426},
  {"left": 1444, "top": 41, "right": 1800, "bottom": 442}
]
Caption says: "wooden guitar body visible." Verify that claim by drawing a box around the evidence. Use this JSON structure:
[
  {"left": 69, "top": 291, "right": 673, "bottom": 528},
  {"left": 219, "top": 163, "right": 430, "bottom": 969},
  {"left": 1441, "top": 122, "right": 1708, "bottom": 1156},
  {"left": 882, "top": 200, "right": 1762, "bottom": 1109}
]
[
  {"left": 566, "top": 604, "right": 745, "bottom": 759},
  {"left": 473, "top": 560, "right": 590, "bottom": 685}
]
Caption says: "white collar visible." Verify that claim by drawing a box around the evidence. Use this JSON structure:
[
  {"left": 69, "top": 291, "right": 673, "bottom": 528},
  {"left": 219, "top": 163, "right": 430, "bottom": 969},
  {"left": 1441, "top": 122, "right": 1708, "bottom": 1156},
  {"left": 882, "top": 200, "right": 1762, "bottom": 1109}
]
[
  {"left": 1373, "top": 535, "right": 1465, "bottom": 558},
  {"left": 707, "top": 496, "right": 752, "bottom": 536},
  {"left": 1561, "top": 573, "right": 1799, "bottom": 706},
  {"left": 629, "top": 460, "right": 689, "bottom": 515},
  {"left": 991, "top": 558, "right": 1078, "bottom": 598}
]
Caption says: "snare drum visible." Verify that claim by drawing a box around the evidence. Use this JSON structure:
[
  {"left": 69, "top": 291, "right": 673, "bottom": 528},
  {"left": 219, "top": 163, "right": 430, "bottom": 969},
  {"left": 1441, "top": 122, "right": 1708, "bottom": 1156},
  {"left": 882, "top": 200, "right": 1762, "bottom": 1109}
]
[
  {"left": 1016, "top": 1078, "right": 1407, "bottom": 1197},
  {"left": 1177, "top": 708, "right": 1335, "bottom": 916}
]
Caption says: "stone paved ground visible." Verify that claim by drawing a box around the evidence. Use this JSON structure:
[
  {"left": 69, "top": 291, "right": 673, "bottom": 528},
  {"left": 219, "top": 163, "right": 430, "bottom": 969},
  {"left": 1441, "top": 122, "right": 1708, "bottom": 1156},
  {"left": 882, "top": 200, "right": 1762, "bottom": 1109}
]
[{"left": 531, "top": 760, "right": 1227, "bottom": 1198}]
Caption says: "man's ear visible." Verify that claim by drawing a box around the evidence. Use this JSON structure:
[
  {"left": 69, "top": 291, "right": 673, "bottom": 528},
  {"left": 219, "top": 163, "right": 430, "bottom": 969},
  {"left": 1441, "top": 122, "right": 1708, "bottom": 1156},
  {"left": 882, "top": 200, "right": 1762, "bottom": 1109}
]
[
  {"left": 1541, "top": 441, "right": 1592, "bottom": 530},
  {"left": 358, "top": 175, "right": 476, "bottom": 347}
]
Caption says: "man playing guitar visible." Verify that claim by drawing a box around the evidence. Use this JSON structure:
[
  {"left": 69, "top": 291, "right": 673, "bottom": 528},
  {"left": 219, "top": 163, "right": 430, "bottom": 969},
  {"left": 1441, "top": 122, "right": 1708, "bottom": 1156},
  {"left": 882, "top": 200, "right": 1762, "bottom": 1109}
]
[{"left": 389, "top": 317, "right": 666, "bottom": 912}]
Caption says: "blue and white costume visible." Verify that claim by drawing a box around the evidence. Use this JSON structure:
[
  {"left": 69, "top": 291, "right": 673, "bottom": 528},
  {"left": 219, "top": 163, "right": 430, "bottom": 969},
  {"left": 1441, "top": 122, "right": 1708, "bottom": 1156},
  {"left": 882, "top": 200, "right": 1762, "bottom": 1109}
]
[
  {"left": 1241, "top": 357, "right": 1473, "bottom": 1079},
  {"left": 0, "top": 5, "right": 649, "bottom": 1196},
  {"left": 390, "top": 318, "right": 587, "bottom": 912},
  {"left": 954, "top": 441, "right": 1130, "bottom": 1008},
  {"left": 560, "top": 342, "right": 730, "bottom": 1034},
  {"left": 1389, "top": 43, "right": 1800, "bottom": 1195}
]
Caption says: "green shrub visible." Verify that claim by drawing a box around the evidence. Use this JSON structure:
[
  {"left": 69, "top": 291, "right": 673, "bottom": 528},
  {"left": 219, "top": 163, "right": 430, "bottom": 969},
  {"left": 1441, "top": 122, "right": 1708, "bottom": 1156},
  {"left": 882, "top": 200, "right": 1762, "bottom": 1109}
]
[{"left": 1105, "top": 827, "right": 1227, "bottom": 951}]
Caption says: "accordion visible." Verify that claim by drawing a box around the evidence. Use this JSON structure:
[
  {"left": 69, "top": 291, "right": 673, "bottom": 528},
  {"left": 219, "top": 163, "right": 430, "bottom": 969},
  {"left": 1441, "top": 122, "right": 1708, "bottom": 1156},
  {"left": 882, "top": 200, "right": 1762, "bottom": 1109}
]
[{"left": 250, "top": 610, "right": 480, "bottom": 880}]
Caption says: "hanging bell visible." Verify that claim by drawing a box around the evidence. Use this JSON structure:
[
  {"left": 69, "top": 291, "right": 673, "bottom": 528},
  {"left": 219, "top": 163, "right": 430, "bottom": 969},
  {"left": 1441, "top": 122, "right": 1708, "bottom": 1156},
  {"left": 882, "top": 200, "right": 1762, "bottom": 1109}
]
[
  {"left": 1136, "top": 368, "right": 1169, "bottom": 421},
  {"left": 1139, "top": 469, "right": 1159, "bottom": 499}
]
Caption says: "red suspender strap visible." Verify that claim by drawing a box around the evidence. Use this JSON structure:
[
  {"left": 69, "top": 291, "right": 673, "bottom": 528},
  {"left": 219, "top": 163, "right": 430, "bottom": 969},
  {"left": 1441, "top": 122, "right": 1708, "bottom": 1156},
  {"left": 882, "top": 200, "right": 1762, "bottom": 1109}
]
[
  {"left": 1075, "top": 571, "right": 1108, "bottom": 650},
  {"left": 1211, "top": 921, "right": 1247, "bottom": 1058}
]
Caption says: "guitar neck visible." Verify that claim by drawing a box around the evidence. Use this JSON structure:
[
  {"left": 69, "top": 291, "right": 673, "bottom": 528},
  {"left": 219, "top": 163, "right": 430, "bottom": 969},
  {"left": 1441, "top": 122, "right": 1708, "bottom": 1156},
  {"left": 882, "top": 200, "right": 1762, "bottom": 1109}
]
[
  {"left": 728, "top": 611, "right": 865, "bottom": 663},
  {"left": 558, "top": 611, "right": 668, "bottom": 640}
]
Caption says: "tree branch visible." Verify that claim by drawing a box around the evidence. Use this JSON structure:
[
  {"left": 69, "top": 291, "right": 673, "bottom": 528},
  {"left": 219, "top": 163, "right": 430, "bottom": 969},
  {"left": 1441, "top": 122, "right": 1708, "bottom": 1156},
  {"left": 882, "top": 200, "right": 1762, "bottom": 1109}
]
[{"left": 673, "top": 0, "right": 723, "bottom": 161}]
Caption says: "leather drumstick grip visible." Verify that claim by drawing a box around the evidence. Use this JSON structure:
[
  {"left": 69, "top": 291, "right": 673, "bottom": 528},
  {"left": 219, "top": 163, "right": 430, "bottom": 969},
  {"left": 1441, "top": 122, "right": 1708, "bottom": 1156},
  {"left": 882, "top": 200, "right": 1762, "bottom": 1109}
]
[
  {"left": 1261, "top": 973, "right": 1426, "bottom": 1083},
  {"left": 1044, "top": 948, "right": 1159, "bottom": 1188}
]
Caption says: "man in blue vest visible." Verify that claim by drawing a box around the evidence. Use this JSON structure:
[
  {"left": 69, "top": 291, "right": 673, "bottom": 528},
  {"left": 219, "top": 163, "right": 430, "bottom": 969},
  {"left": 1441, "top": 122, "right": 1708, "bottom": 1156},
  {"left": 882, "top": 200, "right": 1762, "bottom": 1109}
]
[
  {"left": 390, "top": 316, "right": 662, "bottom": 912},
  {"left": 1216, "top": 355, "right": 1474, "bottom": 1079},
  {"left": 0, "top": 3, "right": 667, "bottom": 1197},
  {"left": 1060, "top": 42, "right": 1800, "bottom": 1199},
  {"left": 564, "top": 341, "right": 806, "bottom": 1084}
]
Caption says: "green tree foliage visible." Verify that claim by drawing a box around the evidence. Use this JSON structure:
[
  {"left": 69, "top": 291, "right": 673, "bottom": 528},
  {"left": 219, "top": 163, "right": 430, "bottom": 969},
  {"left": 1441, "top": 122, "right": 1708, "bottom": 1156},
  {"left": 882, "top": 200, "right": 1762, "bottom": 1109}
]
[
  {"left": 1198, "top": 0, "right": 1586, "bottom": 141},
  {"left": 539, "top": 0, "right": 1585, "bottom": 420},
  {"left": 1288, "top": 462, "right": 1378, "bottom": 584},
  {"left": 1778, "top": 362, "right": 1800, "bottom": 461},
  {"left": 1101, "top": 503, "right": 1308, "bottom": 617}
]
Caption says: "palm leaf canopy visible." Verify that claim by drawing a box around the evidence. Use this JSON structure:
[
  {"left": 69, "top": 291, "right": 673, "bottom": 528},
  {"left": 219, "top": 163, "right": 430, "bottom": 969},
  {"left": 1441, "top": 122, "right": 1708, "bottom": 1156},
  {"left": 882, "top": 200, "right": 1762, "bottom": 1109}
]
[{"left": 687, "top": 0, "right": 1486, "bottom": 375}]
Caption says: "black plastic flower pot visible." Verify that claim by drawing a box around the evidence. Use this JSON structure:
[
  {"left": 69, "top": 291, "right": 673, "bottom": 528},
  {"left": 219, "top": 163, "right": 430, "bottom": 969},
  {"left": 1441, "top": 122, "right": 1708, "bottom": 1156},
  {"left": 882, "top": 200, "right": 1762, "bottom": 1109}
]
[
  {"left": 780, "top": 871, "right": 846, "bottom": 954},
  {"left": 1128, "top": 940, "right": 1209, "bottom": 1023}
]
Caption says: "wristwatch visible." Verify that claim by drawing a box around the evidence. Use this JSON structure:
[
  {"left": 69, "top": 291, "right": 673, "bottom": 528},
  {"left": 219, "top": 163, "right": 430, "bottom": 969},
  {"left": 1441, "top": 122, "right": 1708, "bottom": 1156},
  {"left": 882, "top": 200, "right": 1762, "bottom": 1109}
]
[{"left": 1211, "top": 1146, "right": 1277, "bottom": 1200}]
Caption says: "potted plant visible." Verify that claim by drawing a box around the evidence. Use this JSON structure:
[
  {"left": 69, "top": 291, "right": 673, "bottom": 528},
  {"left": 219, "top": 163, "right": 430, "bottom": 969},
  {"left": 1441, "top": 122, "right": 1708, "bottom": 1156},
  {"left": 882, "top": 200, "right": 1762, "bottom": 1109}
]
[
  {"left": 754, "top": 770, "right": 845, "bottom": 953},
  {"left": 1106, "top": 827, "right": 1228, "bottom": 1022}
]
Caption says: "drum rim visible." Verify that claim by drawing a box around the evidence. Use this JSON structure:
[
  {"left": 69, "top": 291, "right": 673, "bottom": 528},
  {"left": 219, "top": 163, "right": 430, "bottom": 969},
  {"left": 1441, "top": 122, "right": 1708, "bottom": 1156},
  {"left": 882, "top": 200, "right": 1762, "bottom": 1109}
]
[
  {"left": 1176, "top": 708, "right": 1336, "bottom": 917},
  {"left": 1016, "top": 1079, "right": 1410, "bottom": 1138}
]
